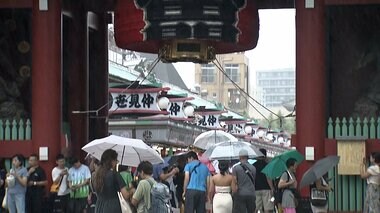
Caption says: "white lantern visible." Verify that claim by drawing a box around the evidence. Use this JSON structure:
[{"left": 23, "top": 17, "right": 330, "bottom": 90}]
[
  {"left": 266, "top": 133, "right": 273, "bottom": 141},
  {"left": 183, "top": 105, "right": 195, "bottom": 117},
  {"left": 257, "top": 130, "right": 265, "bottom": 138},
  {"left": 220, "top": 121, "right": 226, "bottom": 127},
  {"left": 158, "top": 97, "right": 170, "bottom": 110},
  {"left": 277, "top": 136, "right": 284, "bottom": 143},
  {"left": 244, "top": 125, "right": 252, "bottom": 134}
]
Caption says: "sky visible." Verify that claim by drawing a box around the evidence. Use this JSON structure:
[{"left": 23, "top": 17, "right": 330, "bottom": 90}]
[{"left": 174, "top": 9, "right": 296, "bottom": 89}]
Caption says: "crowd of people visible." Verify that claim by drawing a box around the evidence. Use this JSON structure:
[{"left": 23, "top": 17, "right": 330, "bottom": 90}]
[{"left": 1, "top": 149, "right": 380, "bottom": 213}]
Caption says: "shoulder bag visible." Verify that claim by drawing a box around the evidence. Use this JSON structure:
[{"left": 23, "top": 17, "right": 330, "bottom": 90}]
[
  {"left": 310, "top": 178, "right": 328, "bottom": 206},
  {"left": 2, "top": 187, "right": 7, "bottom": 209},
  {"left": 50, "top": 175, "right": 64, "bottom": 193},
  {"left": 115, "top": 172, "right": 133, "bottom": 213},
  {"left": 239, "top": 164, "right": 255, "bottom": 185},
  {"left": 310, "top": 188, "right": 327, "bottom": 206}
]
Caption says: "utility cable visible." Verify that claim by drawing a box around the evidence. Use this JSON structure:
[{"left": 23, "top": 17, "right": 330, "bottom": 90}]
[{"left": 212, "top": 58, "right": 284, "bottom": 129}]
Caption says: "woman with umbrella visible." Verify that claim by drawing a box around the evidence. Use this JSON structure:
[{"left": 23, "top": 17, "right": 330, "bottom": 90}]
[
  {"left": 92, "top": 149, "right": 131, "bottom": 213},
  {"left": 299, "top": 155, "right": 340, "bottom": 213},
  {"left": 360, "top": 152, "right": 380, "bottom": 213},
  {"left": 309, "top": 176, "right": 331, "bottom": 213},
  {"left": 277, "top": 158, "right": 298, "bottom": 213}
]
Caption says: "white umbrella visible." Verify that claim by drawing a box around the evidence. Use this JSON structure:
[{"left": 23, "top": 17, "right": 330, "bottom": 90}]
[
  {"left": 204, "top": 140, "right": 264, "bottom": 160},
  {"left": 193, "top": 130, "right": 238, "bottom": 150},
  {"left": 82, "top": 135, "right": 163, "bottom": 167}
]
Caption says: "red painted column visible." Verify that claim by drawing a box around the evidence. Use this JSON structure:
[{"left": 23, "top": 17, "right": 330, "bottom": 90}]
[
  {"left": 31, "top": 0, "right": 61, "bottom": 174},
  {"left": 295, "top": 0, "right": 326, "bottom": 197}
]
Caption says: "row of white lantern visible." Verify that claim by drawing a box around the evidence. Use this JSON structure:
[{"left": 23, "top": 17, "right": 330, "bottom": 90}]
[
  {"left": 244, "top": 124, "right": 289, "bottom": 145},
  {"left": 158, "top": 97, "right": 288, "bottom": 144}
]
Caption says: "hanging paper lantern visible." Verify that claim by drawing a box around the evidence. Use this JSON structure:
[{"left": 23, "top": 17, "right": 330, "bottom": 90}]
[{"left": 114, "top": 0, "right": 259, "bottom": 63}]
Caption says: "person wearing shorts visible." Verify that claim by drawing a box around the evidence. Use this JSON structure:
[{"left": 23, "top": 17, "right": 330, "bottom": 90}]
[{"left": 253, "top": 149, "right": 274, "bottom": 213}]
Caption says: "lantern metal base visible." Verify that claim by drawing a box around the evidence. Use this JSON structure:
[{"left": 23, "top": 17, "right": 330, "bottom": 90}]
[{"left": 159, "top": 40, "right": 216, "bottom": 64}]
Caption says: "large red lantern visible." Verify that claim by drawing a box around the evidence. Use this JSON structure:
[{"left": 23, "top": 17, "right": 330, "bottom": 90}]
[{"left": 114, "top": 0, "right": 259, "bottom": 63}]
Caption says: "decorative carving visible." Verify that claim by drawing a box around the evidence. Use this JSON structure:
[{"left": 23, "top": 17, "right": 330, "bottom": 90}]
[{"left": 0, "top": 10, "right": 32, "bottom": 119}]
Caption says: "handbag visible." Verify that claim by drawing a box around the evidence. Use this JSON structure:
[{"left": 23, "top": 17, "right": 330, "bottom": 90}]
[
  {"left": 117, "top": 191, "right": 133, "bottom": 213},
  {"left": 310, "top": 188, "right": 327, "bottom": 206},
  {"left": 50, "top": 176, "right": 64, "bottom": 193},
  {"left": 2, "top": 187, "right": 7, "bottom": 209}
]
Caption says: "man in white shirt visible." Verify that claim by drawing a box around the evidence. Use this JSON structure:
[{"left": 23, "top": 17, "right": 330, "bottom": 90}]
[{"left": 51, "top": 154, "right": 70, "bottom": 212}]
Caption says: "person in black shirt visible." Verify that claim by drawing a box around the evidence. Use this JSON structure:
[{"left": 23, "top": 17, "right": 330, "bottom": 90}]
[
  {"left": 26, "top": 154, "right": 47, "bottom": 213},
  {"left": 253, "top": 149, "right": 275, "bottom": 213}
]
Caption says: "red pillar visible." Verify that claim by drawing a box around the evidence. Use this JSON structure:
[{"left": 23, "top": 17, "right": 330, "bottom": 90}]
[
  {"left": 32, "top": 0, "right": 61, "bottom": 174},
  {"left": 295, "top": 0, "right": 326, "bottom": 196}
]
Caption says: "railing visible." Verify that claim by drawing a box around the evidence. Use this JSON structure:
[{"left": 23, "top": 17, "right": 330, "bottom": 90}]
[
  {"left": 0, "top": 118, "right": 32, "bottom": 140},
  {"left": 327, "top": 117, "right": 380, "bottom": 139},
  {"left": 326, "top": 116, "right": 376, "bottom": 212}
]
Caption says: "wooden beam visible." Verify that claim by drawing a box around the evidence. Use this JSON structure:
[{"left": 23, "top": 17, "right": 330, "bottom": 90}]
[
  {"left": 326, "top": 0, "right": 380, "bottom": 5},
  {"left": 0, "top": 141, "right": 33, "bottom": 157},
  {"left": 0, "top": 0, "right": 32, "bottom": 8},
  {"left": 257, "top": 0, "right": 294, "bottom": 9},
  {"left": 84, "top": 0, "right": 117, "bottom": 12}
]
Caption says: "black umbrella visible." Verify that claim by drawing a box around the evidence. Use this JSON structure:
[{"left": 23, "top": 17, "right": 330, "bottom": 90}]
[
  {"left": 164, "top": 151, "right": 188, "bottom": 166},
  {"left": 299, "top": 155, "right": 340, "bottom": 188}
]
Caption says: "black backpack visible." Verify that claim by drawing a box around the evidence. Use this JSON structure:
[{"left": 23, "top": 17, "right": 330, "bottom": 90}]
[{"left": 273, "top": 171, "right": 290, "bottom": 204}]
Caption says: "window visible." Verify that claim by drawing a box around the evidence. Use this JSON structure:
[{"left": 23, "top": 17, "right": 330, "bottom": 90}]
[
  {"left": 228, "top": 89, "right": 242, "bottom": 108},
  {"left": 201, "top": 64, "right": 215, "bottom": 83},
  {"left": 224, "top": 64, "right": 239, "bottom": 83}
]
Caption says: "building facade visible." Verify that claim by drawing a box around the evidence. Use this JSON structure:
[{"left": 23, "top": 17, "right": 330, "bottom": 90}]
[
  {"left": 194, "top": 53, "right": 249, "bottom": 115},
  {"left": 256, "top": 68, "right": 295, "bottom": 107}
]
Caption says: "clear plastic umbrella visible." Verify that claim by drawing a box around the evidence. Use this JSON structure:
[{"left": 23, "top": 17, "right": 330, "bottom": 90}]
[
  {"left": 193, "top": 130, "right": 238, "bottom": 150},
  {"left": 203, "top": 140, "right": 264, "bottom": 160}
]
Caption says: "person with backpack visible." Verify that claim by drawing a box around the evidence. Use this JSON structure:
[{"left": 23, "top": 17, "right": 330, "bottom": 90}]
[
  {"left": 232, "top": 149, "right": 257, "bottom": 213},
  {"left": 277, "top": 158, "right": 298, "bottom": 213},
  {"left": 183, "top": 151, "right": 211, "bottom": 213},
  {"left": 132, "top": 161, "right": 155, "bottom": 213}
]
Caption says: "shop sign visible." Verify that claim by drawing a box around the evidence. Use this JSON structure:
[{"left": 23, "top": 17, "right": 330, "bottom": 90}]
[
  {"left": 167, "top": 102, "right": 185, "bottom": 118},
  {"left": 197, "top": 114, "right": 221, "bottom": 128},
  {"left": 109, "top": 92, "right": 159, "bottom": 111}
]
